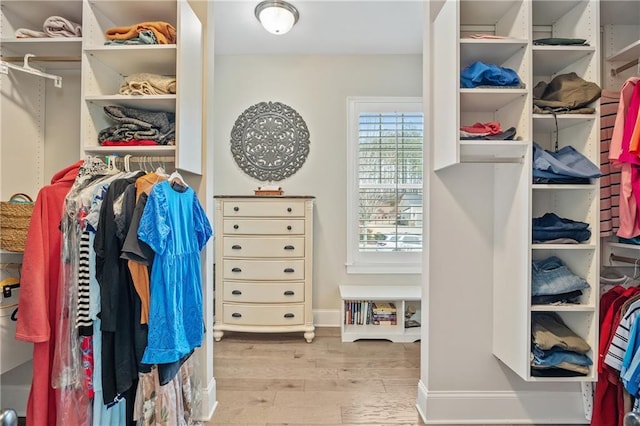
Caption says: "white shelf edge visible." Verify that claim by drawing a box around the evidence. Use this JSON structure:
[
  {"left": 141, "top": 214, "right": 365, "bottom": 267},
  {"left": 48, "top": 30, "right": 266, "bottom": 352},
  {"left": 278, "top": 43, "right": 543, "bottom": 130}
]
[
  {"left": 607, "top": 39, "right": 640, "bottom": 62},
  {"left": 606, "top": 242, "right": 640, "bottom": 251},
  {"left": 83, "top": 145, "right": 176, "bottom": 155},
  {"left": 532, "top": 184, "right": 596, "bottom": 190},
  {"left": 85, "top": 94, "right": 176, "bottom": 101},
  {"left": 339, "top": 284, "right": 421, "bottom": 301},
  {"left": 83, "top": 44, "right": 177, "bottom": 53},
  {"left": 531, "top": 244, "right": 597, "bottom": 250},
  {"left": 459, "top": 38, "right": 529, "bottom": 44},
  {"left": 532, "top": 45, "right": 595, "bottom": 52},
  {"left": 530, "top": 304, "right": 596, "bottom": 312},
  {"left": 527, "top": 374, "right": 596, "bottom": 382},
  {"left": 459, "top": 140, "right": 528, "bottom": 163}
]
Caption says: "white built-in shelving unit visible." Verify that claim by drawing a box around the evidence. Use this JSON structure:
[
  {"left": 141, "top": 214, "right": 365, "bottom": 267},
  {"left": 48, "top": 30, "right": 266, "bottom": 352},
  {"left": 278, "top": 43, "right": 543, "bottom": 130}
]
[
  {"left": 81, "top": 0, "right": 203, "bottom": 173},
  {"left": 339, "top": 285, "right": 421, "bottom": 343},
  {"left": 430, "top": 0, "right": 601, "bottom": 382}
]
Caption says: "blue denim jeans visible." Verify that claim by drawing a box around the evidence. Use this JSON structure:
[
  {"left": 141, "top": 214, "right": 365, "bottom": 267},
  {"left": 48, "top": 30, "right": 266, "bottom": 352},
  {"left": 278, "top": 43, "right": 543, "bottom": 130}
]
[
  {"left": 532, "top": 345, "right": 593, "bottom": 367},
  {"left": 532, "top": 213, "right": 591, "bottom": 242},
  {"left": 533, "top": 142, "right": 602, "bottom": 179},
  {"left": 531, "top": 256, "right": 590, "bottom": 296}
]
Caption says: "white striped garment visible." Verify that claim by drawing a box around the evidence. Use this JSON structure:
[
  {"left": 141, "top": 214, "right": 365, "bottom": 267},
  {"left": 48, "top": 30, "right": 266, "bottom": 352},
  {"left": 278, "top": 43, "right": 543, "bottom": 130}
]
[{"left": 605, "top": 298, "right": 640, "bottom": 371}]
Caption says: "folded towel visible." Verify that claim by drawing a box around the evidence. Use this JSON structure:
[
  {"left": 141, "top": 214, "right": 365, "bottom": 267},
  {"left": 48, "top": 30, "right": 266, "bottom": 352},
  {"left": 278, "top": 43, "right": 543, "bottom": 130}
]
[
  {"left": 15, "top": 28, "right": 47, "bottom": 38},
  {"left": 43, "top": 15, "right": 82, "bottom": 37},
  {"left": 119, "top": 73, "right": 177, "bottom": 95},
  {"left": 105, "top": 21, "right": 176, "bottom": 44}
]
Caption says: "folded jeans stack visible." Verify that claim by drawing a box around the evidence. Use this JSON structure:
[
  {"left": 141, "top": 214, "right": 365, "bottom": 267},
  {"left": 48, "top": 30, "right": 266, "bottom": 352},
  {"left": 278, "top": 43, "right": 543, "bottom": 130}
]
[
  {"left": 531, "top": 256, "right": 589, "bottom": 305},
  {"left": 531, "top": 312, "right": 592, "bottom": 377},
  {"left": 533, "top": 142, "right": 601, "bottom": 184},
  {"left": 532, "top": 212, "right": 591, "bottom": 243}
]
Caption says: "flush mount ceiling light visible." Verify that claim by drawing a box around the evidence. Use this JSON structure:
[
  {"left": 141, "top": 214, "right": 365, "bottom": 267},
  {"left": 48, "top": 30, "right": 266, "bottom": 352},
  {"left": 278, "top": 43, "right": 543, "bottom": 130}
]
[{"left": 255, "top": 0, "right": 299, "bottom": 35}]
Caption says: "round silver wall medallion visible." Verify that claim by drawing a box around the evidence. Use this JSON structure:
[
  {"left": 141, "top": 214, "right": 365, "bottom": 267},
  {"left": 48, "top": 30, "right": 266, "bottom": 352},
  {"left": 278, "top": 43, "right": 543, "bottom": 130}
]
[{"left": 230, "top": 101, "right": 310, "bottom": 182}]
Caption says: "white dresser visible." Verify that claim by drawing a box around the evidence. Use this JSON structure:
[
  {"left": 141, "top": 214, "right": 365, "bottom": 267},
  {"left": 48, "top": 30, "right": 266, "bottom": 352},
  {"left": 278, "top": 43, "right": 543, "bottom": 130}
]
[{"left": 213, "top": 196, "right": 315, "bottom": 342}]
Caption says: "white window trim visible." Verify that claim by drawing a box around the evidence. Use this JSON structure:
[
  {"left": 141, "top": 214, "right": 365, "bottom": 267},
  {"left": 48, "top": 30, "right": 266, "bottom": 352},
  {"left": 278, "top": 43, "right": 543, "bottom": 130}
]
[{"left": 346, "top": 96, "right": 423, "bottom": 275}]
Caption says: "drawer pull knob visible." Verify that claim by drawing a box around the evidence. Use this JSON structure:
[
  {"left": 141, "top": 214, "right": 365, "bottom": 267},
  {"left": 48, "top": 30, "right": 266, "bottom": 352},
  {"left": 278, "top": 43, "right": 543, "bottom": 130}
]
[
  {"left": 232, "top": 244, "right": 242, "bottom": 250},
  {"left": 284, "top": 290, "right": 295, "bottom": 296},
  {"left": 284, "top": 268, "right": 295, "bottom": 273},
  {"left": 287, "top": 225, "right": 292, "bottom": 230},
  {"left": 287, "top": 207, "right": 292, "bottom": 212},
  {"left": 232, "top": 312, "right": 242, "bottom": 318},
  {"left": 284, "top": 313, "right": 295, "bottom": 318},
  {"left": 232, "top": 290, "right": 242, "bottom": 295},
  {"left": 232, "top": 267, "right": 242, "bottom": 272},
  {"left": 234, "top": 206, "right": 239, "bottom": 212},
  {"left": 233, "top": 224, "right": 239, "bottom": 230},
  {"left": 284, "top": 245, "right": 295, "bottom": 250}
]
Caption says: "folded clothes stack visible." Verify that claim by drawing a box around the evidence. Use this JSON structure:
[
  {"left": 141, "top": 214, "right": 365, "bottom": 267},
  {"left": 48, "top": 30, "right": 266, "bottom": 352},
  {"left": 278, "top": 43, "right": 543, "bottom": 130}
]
[
  {"left": 459, "top": 121, "right": 517, "bottom": 140},
  {"left": 533, "top": 142, "right": 602, "bottom": 184},
  {"left": 531, "top": 312, "right": 592, "bottom": 377},
  {"left": 15, "top": 15, "right": 82, "bottom": 38},
  {"left": 460, "top": 61, "right": 523, "bottom": 89},
  {"left": 105, "top": 21, "right": 176, "bottom": 45},
  {"left": 532, "top": 212, "right": 591, "bottom": 244},
  {"left": 98, "top": 105, "right": 175, "bottom": 146},
  {"left": 531, "top": 256, "right": 590, "bottom": 305},
  {"left": 119, "top": 73, "right": 177, "bottom": 96}
]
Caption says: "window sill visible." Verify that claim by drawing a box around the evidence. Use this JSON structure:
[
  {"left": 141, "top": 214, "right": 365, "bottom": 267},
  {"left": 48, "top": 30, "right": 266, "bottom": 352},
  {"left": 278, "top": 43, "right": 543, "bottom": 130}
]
[{"left": 345, "top": 261, "right": 422, "bottom": 275}]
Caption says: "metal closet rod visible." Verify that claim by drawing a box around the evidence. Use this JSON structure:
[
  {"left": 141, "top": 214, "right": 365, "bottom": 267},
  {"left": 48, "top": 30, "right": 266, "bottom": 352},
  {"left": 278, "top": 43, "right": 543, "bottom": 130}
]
[
  {"left": 0, "top": 53, "right": 71, "bottom": 88},
  {"left": 611, "top": 58, "right": 639, "bottom": 77},
  {"left": 610, "top": 253, "right": 640, "bottom": 265}
]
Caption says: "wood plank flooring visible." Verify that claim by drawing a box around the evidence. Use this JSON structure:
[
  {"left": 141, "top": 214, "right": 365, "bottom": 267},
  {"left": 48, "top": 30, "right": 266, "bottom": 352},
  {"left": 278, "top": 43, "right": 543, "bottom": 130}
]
[{"left": 207, "top": 326, "right": 425, "bottom": 426}]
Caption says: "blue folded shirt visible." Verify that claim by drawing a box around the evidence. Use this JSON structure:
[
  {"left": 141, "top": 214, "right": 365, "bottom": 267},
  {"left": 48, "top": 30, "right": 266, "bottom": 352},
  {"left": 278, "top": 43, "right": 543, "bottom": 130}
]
[{"left": 460, "top": 61, "right": 521, "bottom": 88}]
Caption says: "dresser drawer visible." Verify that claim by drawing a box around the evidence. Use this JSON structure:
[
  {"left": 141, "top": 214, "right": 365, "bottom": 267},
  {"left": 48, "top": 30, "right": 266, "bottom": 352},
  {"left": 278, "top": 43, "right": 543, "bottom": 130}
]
[
  {"left": 223, "top": 259, "right": 305, "bottom": 280},
  {"left": 223, "top": 219, "right": 305, "bottom": 235},
  {"left": 223, "top": 282, "right": 305, "bottom": 303},
  {"left": 223, "top": 237, "right": 305, "bottom": 258},
  {"left": 222, "top": 303, "right": 305, "bottom": 326},
  {"left": 223, "top": 201, "right": 306, "bottom": 217}
]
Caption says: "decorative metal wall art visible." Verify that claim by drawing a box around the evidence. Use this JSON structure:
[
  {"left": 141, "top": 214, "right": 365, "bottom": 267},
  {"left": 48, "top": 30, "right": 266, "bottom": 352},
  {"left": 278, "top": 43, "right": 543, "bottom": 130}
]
[{"left": 230, "top": 101, "right": 310, "bottom": 182}]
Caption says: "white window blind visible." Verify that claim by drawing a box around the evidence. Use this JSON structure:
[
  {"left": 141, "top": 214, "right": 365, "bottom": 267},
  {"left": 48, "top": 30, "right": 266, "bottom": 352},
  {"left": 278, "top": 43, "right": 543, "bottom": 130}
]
[{"left": 358, "top": 111, "right": 424, "bottom": 252}]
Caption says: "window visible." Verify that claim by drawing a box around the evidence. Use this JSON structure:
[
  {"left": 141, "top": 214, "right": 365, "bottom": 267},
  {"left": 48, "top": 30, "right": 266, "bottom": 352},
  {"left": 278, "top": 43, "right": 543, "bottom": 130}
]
[{"left": 346, "top": 97, "right": 424, "bottom": 274}]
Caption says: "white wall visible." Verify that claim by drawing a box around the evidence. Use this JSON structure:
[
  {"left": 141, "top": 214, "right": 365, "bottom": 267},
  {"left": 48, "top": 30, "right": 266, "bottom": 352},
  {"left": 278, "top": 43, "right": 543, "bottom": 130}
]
[{"left": 213, "top": 54, "right": 423, "bottom": 316}]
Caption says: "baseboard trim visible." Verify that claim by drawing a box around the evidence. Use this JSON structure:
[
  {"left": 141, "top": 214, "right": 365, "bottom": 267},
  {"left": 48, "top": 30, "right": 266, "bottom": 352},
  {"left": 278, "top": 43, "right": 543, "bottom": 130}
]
[
  {"left": 416, "top": 380, "right": 588, "bottom": 424},
  {"left": 313, "top": 309, "right": 341, "bottom": 327},
  {"left": 194, "top": 376, "right": 217, "bottom": 422}
]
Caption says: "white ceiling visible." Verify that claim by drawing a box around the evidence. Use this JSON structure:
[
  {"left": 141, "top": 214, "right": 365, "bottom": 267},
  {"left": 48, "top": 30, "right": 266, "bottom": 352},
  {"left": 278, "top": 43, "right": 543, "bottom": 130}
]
[{"left": 213, "top": 1, "right": 424, "bottom": 55}]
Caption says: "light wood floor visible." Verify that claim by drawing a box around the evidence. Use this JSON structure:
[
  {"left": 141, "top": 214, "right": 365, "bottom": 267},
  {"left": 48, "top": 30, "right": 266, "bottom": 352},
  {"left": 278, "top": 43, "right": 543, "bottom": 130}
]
[{"left": 207, "top": 326, "right": 425, "bottom": 426}]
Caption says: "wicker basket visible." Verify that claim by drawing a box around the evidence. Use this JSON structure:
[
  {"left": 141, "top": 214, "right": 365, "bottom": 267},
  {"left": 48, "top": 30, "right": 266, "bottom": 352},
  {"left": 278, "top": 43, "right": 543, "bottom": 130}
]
[{"left": 0, "top": 193, "right": 34, "bottom": 252}]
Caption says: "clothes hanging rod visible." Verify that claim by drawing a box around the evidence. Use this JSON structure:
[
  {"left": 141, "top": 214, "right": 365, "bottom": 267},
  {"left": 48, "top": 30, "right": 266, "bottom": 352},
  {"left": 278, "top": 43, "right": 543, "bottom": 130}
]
[
  {"left": 0, "top": 54, "right": 62, "bottom": 87},
  {"left": 611, "top": 58, "right": 639, "bottom": 77},
  {"left": 610, "top": 253, "right": 640, "bottom": 265}
]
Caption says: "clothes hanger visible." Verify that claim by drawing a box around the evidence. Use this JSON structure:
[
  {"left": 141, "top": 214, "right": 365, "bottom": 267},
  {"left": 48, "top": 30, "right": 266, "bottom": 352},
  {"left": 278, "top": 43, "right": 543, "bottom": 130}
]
[
  {"left": 0, "top": 53, "right": 63, "bottom": 88},
  {"left": 169, "top": 169, "right": 188, "bottom": 190}
]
